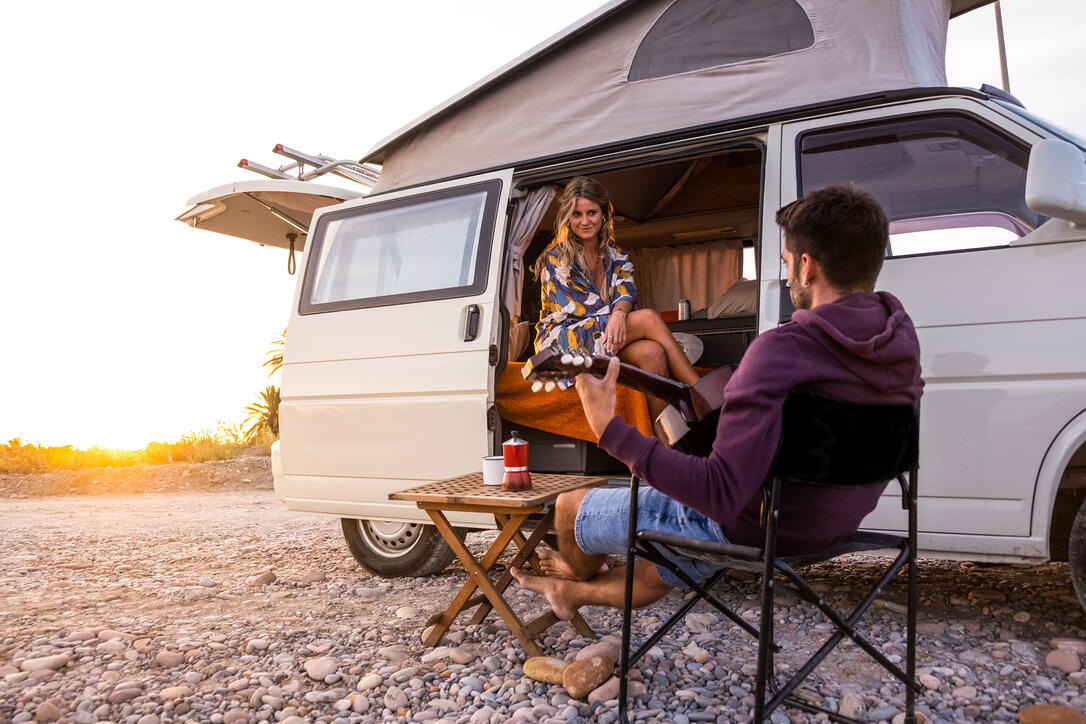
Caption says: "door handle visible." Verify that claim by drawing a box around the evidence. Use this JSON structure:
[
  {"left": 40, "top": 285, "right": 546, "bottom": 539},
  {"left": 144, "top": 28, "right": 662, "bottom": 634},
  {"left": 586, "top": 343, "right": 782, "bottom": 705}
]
[{"left": 463, "top": 304, "right": 481, "bottom": 341}]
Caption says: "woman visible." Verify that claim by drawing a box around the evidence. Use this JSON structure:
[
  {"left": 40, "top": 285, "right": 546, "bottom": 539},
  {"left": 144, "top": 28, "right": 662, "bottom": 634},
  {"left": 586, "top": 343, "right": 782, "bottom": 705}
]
[{"left": 533, "top": 176, "right": 700, "bottom": 408}]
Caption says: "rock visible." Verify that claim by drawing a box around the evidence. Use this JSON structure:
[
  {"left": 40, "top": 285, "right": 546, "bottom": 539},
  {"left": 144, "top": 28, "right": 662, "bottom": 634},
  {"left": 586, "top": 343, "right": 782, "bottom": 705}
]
[
  {"left": 248, "top": 570, "right": 276, "bottom": 586},
  {"left": 449, "top": 647, "right": 475, "bottom": 665},
  {"left": 358, "top": 673, "right": 382, "bottom": 691},
  {"left": 681, "top": 641, "right": 709, "bottom": 663},
  {"left": 299, "top": 570, "right": 327, "bottom": 584},
  {"left": 67, "top": 630, "right": 98, "bottom": 641},
  {"left": 97, "top": 639, "right": 127, "bottom": 654},
  {"left": 523, "top": 656, "right": 567, "bottom": 684},
  {"left": 395, "top": 606, "right": 418, "bottom": 619},
  {"left": 160, "top": 685, "right": 192, "bottom": 699},
  {"left": 587, "top": 676, "right": 645, "bottom": 703},
  {"left": 1013, "top": 611, "right": 1032, "bottom": 623},
  {"left": 577, "top": 641, "right": 621, "bottom": 662},
  {"left": 34, "top": 699, "right": 62, "bottom": 722},
  {"left": 199, "top": 576, "right": 217, "bottom": 587},
  {"left": 19, "top": 654, "right": 69, "bottom": 672},
  {"left": 1018, "top": 704, "right": 1086, "bottom": 724},
  {"left": 952, "top": 685, "right": 977, "bottom": 698},
  {"left": 918, "top": 673, "right": 940, "bottom": 690},
  {"left": 246, "top": 638, "right": 270, "bottom": 652},
  {"left": 304, "top": 656, "right": 338, "bottom": 680},
  {"left": 377, "top": 645, "right": 409, "bottom": 664},
  {"left": 891, "top": 714, "right": 927, "bottom": 724},
  {"left": 384, "top": 685, "right": 408, "bottom": 709},
  {"left": 108, "top": 687, "right": 141, "bottom": 703},
  {"left": 562, "top": 655, "right": 614, "bottom": 699},
  {"left": 1051, "top": 638, "right": 1086, "bottom": 655},
  {"left": 136, "top": 715, "right": 160, "bottom": 724},
  {"left": 1046, "top": 648, "right": 1082, "bottom": 673},
  {"left": 838, "top": 691, "right": 864, "bottom": 719},
  {"left": 222, "top": 710, "right": 251, "bottom": 724},
  {"left": 97, "top": 629, "right": 133, "bottom": 640},
  {"left": 916, "top": 622, "right": 946, "bottom": 636},
  {"left": 421, "top": 646, "right": 451, "bottom": 663},
  {"left": 155, "top": 651, "right": 184, "bottom": 667}
]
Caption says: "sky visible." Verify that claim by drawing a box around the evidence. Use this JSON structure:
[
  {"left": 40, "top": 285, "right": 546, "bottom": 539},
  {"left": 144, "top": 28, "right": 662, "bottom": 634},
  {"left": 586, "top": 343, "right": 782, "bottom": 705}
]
[{"left": 0, "top": 0, "right": 1083, "bottom": 450}]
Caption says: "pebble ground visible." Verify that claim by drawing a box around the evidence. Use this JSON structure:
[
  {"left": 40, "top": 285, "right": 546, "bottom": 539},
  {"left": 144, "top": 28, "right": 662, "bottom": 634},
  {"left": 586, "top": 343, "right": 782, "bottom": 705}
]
[{"left": 1, "top": 484, "right": 1084, "bottom": 723}]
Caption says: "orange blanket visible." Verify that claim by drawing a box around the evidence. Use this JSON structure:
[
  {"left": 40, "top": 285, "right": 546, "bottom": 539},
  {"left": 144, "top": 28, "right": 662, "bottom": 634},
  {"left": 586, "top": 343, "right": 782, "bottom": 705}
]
[{"left": 496, "top": 362, "right": 654, "bottom": 442}]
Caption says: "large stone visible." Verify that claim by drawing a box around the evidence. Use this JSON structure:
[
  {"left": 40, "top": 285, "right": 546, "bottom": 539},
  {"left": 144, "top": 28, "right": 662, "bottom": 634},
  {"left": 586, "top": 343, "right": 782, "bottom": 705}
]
[
  {"left": 304, "top": 656, "right": 338, "bottom": 681},
  {"left": 222, "top": 710, "right": 252, "bottom": 724},
  {"left": 562, "top": 656, "right": 614, "bottom": 699},
  {"left": 97, "top": 640, "right": 127, "bottom": 654},
  {"left": 34, "top": 699, "right": 62, "bottom": 722},
  {"left": 160, "top": 685, "right": 193, "bottom": 700},
  {"left": 357, "top": 673, "right": 382, "bottom": 691},
  {"left": 523, "top": 656, "right": 567, "bottom": 684},
  {"left": 299, "top": 570, "right": 327, "bottom": 584},
  {"left": 97, "top": 629, "right": 133, "bottom": 641},
  {"left": 248, "top": 570, "right": 276, "bottom": 587},
  {"left": 1018, "top": 704, "right": 1086, "bottom": 724},
  {"left": 1051, "top": 638, "right": 1086, "bottom": 655},
  {"left": 891, "top": 714, "right": 927, "bottom": 724},
  {"left": 918, "top": 674, "right": 941, "bottom": 691},
  {"left": 916, "top": 622, "right": 947, "bottom": 636},
  {"left": 587, "top": 676, "right": 646, "bottom": 703},
  {"left": 108, "top": 688, "right": 141, "bottom": 704},
  {"left": 449, "top": 647, "right": 475, "bottom": 665},
  {"left": 576, "top": 641, "right": 621, "bottom": 662},
  {"left": 838, "top": 691, "right": 864, "bottom": 719},
  {"left": 155, "top": 651, "right": 184, "bottom": 667},
  {"left": 19, "top": 654, "right": 69, "bottom": 672},
  {"left": 1046, "top": 648, "right": 1082, "bottom": 673}
]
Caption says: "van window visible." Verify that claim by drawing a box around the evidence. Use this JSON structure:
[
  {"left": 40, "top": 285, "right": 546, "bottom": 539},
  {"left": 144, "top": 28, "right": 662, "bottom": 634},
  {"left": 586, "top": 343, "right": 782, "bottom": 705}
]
[
  {"left": 299, "top": 180, "right": 501, "bottom": 313},
  {"left": 798, "top": 115, "right": 1044, "bottom": 257}
]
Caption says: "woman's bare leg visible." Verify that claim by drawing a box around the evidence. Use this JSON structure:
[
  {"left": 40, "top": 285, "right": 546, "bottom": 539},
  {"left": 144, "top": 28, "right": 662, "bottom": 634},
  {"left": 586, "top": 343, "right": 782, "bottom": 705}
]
[
  {"left": 624, "top": 309, "right": 700, "bottom": 386},
  {"left": 618, "top": 339, "right": 669, "bottom": 422}
]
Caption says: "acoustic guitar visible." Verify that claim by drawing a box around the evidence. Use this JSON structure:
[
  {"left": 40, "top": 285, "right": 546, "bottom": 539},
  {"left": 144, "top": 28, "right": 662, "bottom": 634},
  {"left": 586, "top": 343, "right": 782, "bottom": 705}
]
[{"left": 521, "top": 346, "right": 734, "bottom": 454}]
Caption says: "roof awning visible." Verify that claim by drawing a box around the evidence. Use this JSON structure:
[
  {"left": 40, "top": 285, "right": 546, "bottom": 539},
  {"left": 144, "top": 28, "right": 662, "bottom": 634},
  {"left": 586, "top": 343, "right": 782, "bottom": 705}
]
[{"left": 176, "top": 179, "right": 361, "bottom": 250}]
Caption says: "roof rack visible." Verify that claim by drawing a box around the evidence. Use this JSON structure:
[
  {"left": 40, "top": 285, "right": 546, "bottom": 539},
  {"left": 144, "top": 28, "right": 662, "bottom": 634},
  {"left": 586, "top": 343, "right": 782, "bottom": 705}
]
[{"left": 238, "top": 144, "right": 380, "bottom": 188}]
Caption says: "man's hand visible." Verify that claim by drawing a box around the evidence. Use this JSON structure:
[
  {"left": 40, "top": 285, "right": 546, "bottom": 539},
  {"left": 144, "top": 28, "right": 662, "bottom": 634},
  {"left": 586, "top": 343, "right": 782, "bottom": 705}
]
[{"left": 576, "top": 355, "right": 620, "bottom": 439}]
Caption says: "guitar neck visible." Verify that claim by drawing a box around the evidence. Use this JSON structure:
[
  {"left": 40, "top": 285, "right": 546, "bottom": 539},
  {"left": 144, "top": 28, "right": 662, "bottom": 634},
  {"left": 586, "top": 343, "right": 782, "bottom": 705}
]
[{"left": 585, "top": 357, "right": 697, "bottom": 421}]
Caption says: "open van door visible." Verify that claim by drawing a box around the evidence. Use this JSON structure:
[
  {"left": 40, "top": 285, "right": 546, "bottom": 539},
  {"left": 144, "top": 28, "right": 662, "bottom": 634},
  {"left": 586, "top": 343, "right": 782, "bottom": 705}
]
[{"left": 277, "top": 170, "right": 513, "bottom": 576}]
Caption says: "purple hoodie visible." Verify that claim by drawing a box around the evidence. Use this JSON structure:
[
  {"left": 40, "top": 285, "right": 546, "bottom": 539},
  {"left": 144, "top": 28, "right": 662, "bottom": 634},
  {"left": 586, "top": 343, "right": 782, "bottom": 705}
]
[{"left": 598, "top": 291, "right": 924, "bottom": 554}]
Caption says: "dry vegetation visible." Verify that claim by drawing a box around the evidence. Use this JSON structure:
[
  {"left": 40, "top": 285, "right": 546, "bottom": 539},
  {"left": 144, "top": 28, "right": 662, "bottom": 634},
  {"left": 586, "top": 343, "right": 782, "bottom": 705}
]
[{"left": 0, "top": 424, "right": 275, "bottom": 476}]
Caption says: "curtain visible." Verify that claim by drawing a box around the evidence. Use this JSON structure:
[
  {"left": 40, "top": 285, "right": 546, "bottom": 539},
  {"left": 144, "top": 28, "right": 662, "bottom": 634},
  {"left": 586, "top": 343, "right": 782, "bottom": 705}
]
[
  {"left": 503, "top": 185, "right": 557, "bottom": 319},
  {"left": 629, "top": 239, "right": 742, "bottom": 312}
]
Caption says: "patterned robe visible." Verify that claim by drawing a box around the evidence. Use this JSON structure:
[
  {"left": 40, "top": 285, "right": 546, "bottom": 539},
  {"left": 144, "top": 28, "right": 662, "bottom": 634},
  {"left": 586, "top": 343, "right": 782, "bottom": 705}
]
[{"left": 534, "top": 243, "right": 637, "bottom": 387}]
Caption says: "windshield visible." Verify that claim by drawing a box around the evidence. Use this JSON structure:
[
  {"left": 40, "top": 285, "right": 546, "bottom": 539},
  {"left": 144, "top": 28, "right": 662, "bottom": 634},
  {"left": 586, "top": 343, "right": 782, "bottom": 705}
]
[{"left": 994, "top": 100, "right": 1086, "bottom": 150}]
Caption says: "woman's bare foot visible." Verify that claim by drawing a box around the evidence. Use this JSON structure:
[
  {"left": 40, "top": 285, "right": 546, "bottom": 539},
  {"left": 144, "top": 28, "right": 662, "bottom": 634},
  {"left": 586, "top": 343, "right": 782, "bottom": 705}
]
[
  {"left": 510, "top": 566, "right": 579, "bottom": 620},
  {"left": 538, "top": 549, "right": 608, "bottom": 581}
]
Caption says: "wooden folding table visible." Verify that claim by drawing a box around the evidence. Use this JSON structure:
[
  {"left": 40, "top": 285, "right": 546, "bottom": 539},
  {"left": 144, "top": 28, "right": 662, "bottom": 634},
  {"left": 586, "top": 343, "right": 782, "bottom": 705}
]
[{"left": 389, "top": 472, "right": 608, "bottom": 657}]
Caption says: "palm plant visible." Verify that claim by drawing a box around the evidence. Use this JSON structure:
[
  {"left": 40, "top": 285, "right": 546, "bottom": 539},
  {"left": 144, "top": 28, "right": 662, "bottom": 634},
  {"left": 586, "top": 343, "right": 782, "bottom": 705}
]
[
  {"left": 263, "top": 328, "right": 286, "bottom": 377},
  {"left": 244, "top": 385, "right": 281, "bottom": 442}
]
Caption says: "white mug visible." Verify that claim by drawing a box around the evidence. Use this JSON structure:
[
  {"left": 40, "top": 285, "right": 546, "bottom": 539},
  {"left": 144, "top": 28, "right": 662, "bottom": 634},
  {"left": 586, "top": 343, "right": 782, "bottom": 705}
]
[{"left": 482, "top": 456, "right": 504, "bottom": 486}]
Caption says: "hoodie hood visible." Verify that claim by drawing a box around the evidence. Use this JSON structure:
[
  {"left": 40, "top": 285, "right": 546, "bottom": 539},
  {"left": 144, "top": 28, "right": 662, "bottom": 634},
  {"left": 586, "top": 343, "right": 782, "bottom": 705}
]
[{"left": 791, "top": 291, "right": 924, "bottom": 396}]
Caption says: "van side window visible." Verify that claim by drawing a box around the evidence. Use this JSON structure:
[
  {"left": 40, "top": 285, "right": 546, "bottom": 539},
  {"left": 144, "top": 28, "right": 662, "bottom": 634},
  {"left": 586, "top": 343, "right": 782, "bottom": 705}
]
[
  {"left": 300, "top": 181, "right": 500, "bottom": 313},
  {"left": 798, "top": 115, "right": 1044, "bottom": 257}
]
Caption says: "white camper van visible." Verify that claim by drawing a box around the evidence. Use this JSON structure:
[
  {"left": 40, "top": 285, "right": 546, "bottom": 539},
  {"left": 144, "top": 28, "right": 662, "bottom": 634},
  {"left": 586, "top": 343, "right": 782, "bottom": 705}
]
[{"left": 179, "top": 0, "right": 1086, "bottom": 609}]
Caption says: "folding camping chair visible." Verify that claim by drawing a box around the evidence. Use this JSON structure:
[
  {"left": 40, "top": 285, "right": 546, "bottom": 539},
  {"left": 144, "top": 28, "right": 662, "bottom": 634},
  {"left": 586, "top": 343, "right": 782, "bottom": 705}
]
[{"left": 617, "top": 391, "right": 922, "bottom": 724}]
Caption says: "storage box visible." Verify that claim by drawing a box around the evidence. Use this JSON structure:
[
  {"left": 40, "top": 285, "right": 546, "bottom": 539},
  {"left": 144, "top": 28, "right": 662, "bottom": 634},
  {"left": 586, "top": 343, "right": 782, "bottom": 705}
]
[{"left": 515, "top": 426, "right": 628, "bottom": 475}]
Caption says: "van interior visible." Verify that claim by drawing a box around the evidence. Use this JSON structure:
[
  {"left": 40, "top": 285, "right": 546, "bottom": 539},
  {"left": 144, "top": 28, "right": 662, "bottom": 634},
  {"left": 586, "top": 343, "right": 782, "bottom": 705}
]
[{"left": 497, "top": 143, "right": 764, "bottom": 472}]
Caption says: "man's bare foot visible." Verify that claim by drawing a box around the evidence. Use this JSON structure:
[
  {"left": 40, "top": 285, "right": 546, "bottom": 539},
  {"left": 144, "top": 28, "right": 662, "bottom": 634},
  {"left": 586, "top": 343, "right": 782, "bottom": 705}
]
[
  {"left": 538, "top": 549, "right": 608, "bottom": 581},
  {"left": 510, "top": 566, "right": 579, "bottom": 621}
]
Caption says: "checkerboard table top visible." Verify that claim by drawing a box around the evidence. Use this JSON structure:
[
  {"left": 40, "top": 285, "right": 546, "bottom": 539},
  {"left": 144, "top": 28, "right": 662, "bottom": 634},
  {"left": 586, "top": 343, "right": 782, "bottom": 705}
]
[{"left": 389, "top": 472, "right": 609, "bottom": 508}]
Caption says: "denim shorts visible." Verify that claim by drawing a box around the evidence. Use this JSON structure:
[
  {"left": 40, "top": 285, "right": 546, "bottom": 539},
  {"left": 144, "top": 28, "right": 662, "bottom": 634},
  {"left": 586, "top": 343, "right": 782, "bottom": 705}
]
[{"left": 574, "top": 485, "right": 729, "bottom": 589}]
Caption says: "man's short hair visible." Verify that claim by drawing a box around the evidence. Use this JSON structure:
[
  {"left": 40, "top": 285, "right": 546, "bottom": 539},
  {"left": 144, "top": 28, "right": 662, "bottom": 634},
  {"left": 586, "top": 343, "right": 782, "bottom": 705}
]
[{"left": 775, "top": 183, "right": 889, "bottom": 291}]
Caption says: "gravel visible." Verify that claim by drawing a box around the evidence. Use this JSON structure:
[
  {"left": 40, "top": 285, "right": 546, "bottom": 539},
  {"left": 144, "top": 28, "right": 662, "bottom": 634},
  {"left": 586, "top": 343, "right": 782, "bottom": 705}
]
[{"left": 0, "top": 466, "right": 1084, "bottom": 723}]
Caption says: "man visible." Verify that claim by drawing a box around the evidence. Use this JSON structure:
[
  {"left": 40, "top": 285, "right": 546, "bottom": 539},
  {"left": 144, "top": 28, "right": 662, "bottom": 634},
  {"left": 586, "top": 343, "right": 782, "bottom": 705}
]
[{"left": 512, "top": 183, "right": 924, "bottom": 620}]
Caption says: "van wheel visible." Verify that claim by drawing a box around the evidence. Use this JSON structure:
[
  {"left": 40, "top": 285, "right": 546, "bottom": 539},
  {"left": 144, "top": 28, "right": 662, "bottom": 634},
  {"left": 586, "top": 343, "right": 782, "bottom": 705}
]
[
  {"left": 341, "top": 519, "right": 457, "bottom": 578},
  {"left": 1071, "top": 497, "right": 1086, "bottom": 613}
]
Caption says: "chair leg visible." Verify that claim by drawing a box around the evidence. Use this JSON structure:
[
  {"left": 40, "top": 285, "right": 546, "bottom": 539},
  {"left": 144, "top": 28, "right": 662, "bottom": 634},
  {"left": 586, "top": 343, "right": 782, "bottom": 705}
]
[
  {"left": 619, "top": 476, "right": 641, "bottom": 724},
  {"left": 905, "top": 472, "right": 919, "bottom": 724},
  {"left": 755, "top": 479, "right": 782, "bottom": 723}
]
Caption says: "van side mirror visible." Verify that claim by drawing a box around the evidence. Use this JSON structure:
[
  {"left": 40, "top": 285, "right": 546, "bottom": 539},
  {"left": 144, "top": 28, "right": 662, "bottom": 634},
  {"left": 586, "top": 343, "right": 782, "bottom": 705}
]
[{"left": 1026, "top": 139, "right": 1086, "bottom": 227}]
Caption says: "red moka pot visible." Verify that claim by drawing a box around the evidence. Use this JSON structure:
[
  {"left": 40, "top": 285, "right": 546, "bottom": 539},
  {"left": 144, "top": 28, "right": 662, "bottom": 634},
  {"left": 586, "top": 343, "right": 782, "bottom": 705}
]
[{"left": 502, "top": 430, "right": 532, "bottom": 491}]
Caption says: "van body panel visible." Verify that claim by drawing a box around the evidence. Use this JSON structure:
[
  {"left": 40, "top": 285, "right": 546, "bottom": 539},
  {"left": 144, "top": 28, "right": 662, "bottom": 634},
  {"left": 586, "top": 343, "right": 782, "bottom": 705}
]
[
  {"left": 780, "top": 97, "right": 1086, "bottom": 551},
  {"left": 275, "top": 170, "right": 513, "bottom": 519}
]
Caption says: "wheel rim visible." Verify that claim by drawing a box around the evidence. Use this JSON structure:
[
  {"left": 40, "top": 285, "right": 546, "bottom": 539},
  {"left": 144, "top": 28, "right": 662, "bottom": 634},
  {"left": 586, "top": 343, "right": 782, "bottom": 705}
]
[{"left": 355, "top": 520, "right": 425, "bottom": 559}]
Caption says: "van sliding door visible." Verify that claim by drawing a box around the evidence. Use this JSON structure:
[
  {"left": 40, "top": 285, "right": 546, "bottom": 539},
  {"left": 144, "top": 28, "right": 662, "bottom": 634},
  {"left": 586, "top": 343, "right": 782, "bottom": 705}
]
[{"left": 278, "top": 170, "right": 512, "bottom": 526}]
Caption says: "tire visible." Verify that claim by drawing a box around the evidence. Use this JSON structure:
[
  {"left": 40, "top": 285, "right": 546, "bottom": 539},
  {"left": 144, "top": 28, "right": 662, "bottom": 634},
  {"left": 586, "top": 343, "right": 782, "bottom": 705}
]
[
  {"left": 341, "top": 518, "right": 457, "bottom": 578},
  {"left": 1071, "top": 496, "right": 1086, "bottom": 613}
]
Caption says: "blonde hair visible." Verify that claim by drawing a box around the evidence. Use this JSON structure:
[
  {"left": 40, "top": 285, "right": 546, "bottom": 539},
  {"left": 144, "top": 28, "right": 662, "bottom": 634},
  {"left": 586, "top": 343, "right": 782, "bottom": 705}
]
[{"left": 532, "top": 176, "right": 616, "bottom": 279}]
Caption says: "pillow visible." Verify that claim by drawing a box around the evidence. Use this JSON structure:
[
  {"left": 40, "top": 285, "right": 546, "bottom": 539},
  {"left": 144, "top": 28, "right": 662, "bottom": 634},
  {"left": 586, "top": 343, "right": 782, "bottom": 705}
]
[
  {"left": 708, "top": 278, "right": 757, "bottom": 319},
  {"left": 509, "top": 321, "right": 532, "bottom": 361}
]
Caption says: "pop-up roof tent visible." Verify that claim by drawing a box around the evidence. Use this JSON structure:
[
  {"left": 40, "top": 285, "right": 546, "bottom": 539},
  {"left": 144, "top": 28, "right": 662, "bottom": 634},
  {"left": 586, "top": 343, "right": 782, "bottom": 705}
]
[{"left": 363, "top": 0, "right": 995, "bottom": 192}]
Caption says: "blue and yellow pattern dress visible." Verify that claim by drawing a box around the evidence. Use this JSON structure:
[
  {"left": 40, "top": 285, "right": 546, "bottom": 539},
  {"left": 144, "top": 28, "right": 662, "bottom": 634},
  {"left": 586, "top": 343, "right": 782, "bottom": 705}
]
[{"left": 534, "top": 243, "right": 637, "bottom": 387}]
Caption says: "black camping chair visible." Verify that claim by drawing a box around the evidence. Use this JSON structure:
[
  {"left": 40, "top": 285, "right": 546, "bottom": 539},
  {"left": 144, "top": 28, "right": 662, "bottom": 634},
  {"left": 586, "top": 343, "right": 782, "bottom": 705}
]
[{"left": 617, "top": 391, "right": 921, "bottom": 724}]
